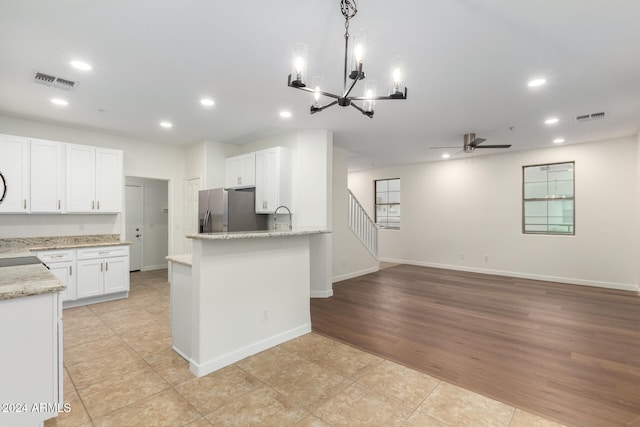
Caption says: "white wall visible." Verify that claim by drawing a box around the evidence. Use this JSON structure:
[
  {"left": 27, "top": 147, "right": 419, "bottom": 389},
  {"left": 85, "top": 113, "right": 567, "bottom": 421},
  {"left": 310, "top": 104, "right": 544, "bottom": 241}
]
[
  {"left": 0, "top": 115, "right": 187, "bottom": 255},
  {"left": 349, "top": 136, "right": 639, "bottom": 292},
  {"left": 332, "top": 146, "right": 379, "bottom": 282}
]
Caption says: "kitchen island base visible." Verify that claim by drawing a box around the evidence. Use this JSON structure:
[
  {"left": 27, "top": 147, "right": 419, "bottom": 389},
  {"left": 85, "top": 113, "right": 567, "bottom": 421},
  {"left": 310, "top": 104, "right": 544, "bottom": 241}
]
[{"left": 188, "top": 232, "right": 317, "bottom": 377}]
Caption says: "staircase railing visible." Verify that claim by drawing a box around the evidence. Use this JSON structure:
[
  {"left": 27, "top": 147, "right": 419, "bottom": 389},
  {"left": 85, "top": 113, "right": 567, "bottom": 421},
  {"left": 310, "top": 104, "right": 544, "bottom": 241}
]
[{"left": 348, "top": 189, "right": 378, "bottom": 258}]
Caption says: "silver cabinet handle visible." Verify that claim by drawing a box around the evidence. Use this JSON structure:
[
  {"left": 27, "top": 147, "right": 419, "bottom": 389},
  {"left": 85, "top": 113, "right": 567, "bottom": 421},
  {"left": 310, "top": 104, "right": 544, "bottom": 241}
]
[
  {"left": 58, "top": 200, "right": 61, "bottom": 210},
  {"left": 98, "top": 251, "right": 109, "bottom": 255},
  {"left": 51, "top": 255, "right": 65, "bottom": 259},
  {"left": 24, "top": 199, "right": 27, "bottom": 209},
  {"left": 100, "top": 261, "right": 103, "bottom": 272},
  {"left": 237, "top": 176, "right": 241, "bottom": 185},
  {"left": 105, "top": 261, "right": 109, "bottom": 271},
  {"left": 92, "top": 201, "right": 95, "bottom": 210},
  {"left": 97, "top": 200, "right": 100, "bottom": 210},
  {"left": 69, "top": 265, "right": 72, "bottom": 276}
]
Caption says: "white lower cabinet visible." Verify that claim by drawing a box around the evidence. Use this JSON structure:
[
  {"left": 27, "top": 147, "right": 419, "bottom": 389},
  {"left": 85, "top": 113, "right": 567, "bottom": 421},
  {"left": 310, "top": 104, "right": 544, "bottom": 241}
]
[
  {"left": 36, "top": 249, "right": 76, "bottom": 302},
  {"left": 76, "top": 246, "right": 130, "bottom": 299},
  {"left": 37, "top": 245, "right": 129, "bottom": 306},
  {"left": 0, "top": 292, "right": 62, "bottom": 426}
]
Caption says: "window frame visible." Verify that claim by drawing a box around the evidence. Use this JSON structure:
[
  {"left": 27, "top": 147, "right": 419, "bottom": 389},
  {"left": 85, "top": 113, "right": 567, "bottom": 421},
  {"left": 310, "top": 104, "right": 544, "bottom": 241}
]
[
  {"left": 522, "top": 161, "right": 575, "bottom": 235},
  {"left": 374, "top": 178, "right": 401, "bottom": 230}
]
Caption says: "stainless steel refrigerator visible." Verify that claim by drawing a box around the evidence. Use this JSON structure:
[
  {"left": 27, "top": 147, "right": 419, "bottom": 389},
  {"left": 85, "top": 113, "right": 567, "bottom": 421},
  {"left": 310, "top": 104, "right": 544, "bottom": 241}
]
[{"left": 198, "top": 188, "right": 267, "bottom": 233}]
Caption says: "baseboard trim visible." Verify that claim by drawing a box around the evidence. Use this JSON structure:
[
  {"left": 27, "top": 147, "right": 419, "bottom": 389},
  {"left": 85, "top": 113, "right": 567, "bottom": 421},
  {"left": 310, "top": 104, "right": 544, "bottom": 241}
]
[
  {"left": 311, "top": 289, "right": 333, "bottom": 298},
  {"left": 141, "top": 264, "right": 168, "bottom": 272},
  {"left": 63, "top": 291, "right": 129, "bottom": 309},
  {"left": 189, "top": 324, "right": 311, "bottom": 377},
  {"left": 380, "top": 257, "right": 639, "bottom": 293},
  {"left": 332, "top": 266, "right": 380, "bottom": 283}
]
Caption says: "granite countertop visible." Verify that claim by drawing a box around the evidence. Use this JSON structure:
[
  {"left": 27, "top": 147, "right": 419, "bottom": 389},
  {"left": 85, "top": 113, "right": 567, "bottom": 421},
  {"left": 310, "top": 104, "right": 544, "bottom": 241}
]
[
  {"left": 0, "top": 263, "right": 65, "bottom": 301},
  {"left": 0, "top": 235, "right": 129, "bottom": 300},
  {"left": 166, "top": 254, "right": 192, "bottom": 267},
  {"left": 186, "top": 228, "right": 330, "bottom": 241},
  {"left": 0, "top": 235, "right": 131, "bottom": 258}
]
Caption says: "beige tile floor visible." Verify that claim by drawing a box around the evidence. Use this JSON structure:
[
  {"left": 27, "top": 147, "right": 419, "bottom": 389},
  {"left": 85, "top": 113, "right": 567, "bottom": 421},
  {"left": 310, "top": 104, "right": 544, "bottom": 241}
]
[{"left": 45, "top": 269, "right": 566, "bottom": 427}]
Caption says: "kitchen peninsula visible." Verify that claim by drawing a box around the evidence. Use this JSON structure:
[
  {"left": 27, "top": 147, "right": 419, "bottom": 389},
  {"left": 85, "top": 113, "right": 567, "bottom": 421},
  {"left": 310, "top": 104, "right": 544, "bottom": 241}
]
[{"left": 168, "top": 228, "right": 329, "bottom": 377}]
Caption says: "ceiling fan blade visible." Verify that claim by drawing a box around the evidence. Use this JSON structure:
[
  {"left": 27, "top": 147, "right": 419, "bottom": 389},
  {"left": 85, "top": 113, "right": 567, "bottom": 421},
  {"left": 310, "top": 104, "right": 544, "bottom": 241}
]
[
  {"left": 469, "top": 137, "right": 487, "bottom": 147},
  {"left": 474, "top": 144, "right": 512, "bottom": 149},
  {"left": 429, "top": 146, "right": 458, "bottom": 149}
]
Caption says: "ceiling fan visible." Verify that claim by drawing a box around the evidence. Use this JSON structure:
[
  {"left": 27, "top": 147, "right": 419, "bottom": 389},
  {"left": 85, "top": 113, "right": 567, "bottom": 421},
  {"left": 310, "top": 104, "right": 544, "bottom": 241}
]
[{"left": 431, "top": 133, "right": 512, "bottom": 153}]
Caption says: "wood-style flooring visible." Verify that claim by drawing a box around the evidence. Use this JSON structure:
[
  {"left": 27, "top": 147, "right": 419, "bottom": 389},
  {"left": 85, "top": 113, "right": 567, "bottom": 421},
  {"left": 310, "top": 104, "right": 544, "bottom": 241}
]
[{"left": 311, "top": 264, "right": 640, "bottom": 427}]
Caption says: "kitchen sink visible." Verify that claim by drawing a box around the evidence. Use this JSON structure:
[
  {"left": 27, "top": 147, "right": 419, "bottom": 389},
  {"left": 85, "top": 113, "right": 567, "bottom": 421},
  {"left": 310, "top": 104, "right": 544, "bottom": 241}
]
[{"left": 0, "top": 256, "right": 43, "bottom": 268}]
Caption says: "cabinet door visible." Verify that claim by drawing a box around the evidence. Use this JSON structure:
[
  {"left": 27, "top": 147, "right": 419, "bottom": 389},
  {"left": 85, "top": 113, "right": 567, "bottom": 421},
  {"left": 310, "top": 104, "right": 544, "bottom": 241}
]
[
  {"left": 76, "top": 258, "right": 103, "bottom": 298},
  {"left": 95, "top": 148, "right": 123, "bottom": 212},
  {"left": 255, "top": 147, "right": 291, "bottom": 213},
  {"left": 48, "top": 262, "right": 76, "bottom": 302},
  {"left": 225, "top": 153, "right": 255, "bottom": 189},
  {"left": 31, "top": 139, "right": 64, "bottom": 213},
  {"left": 103, "top": 256, "right": 129, "bottom": 294},
  {"left": 66, "top": 144, "right": 96, "bottom": 213},
  {"left": 0, "top": 134, "right": 30, "bottom": 213}
]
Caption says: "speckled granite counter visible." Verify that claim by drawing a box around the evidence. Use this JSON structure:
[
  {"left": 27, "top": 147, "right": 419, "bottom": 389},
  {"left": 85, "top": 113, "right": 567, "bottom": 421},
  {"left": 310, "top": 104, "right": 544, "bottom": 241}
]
[
  {"left": 166, "top": 254, "right": 192, "bottom": 267},
  {"left": 0, "top": 235, "right": 130, "bottom": 300},
  {"left": 186, "top": 229, "right": 329, "bottom": 241},
  {"left": 0, "top": 234, "right": 130, "bottom": 257},
  {"left": 0, "top": 263, "right": 66, "bottom": 300}
]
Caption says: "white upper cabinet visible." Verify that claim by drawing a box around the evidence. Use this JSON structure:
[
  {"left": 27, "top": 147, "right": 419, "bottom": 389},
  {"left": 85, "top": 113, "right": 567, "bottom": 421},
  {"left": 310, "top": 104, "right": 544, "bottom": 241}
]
[
  {"left": 66, "top": 143, "right": 123, "bottom": 213},
  {"left": 95, "top": 148, "right": 123, "bottom": 212},
  {"left": 225, "top": 153, "right": 256, "bottom": 189},
  {"left": 0, "top": 134, "right": 30, "bottom": 213},
  {"left": 255, "top": 146, "right": 291, "bottom": 214},
  {"left": 30, "top": 139, "right": 64, "bottom": 213}
]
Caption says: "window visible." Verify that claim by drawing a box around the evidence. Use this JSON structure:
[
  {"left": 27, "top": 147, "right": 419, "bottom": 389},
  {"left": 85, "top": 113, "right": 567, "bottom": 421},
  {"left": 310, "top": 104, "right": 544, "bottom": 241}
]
[
  {"left": 375, "top": 178, "right": 400, "bottom": 229},
  {"left": 523, "top": 162, "right": 574, "bottom": 235}
]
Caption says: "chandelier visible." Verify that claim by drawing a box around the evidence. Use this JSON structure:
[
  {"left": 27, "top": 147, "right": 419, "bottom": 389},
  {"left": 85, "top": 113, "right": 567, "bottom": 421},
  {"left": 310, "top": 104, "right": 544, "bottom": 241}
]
[{"left": 287, "top": 0, "right": 408, "bottom": 118}]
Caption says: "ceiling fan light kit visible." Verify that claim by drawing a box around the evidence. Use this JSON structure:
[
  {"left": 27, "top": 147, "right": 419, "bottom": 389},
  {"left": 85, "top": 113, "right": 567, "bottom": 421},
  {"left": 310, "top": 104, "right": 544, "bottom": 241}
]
[{"left": 287, "top": 0, "right": 407, "bottom": 118}]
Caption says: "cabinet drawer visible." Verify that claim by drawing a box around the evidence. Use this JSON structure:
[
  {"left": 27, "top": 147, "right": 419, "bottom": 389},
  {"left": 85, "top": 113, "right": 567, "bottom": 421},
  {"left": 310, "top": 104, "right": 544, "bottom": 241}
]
[
  {"left": 36, "top": 249, "right": 75, "bottom": 263},
  {"left": 77, "top": 245, "right": 129, "bottom": 260}
]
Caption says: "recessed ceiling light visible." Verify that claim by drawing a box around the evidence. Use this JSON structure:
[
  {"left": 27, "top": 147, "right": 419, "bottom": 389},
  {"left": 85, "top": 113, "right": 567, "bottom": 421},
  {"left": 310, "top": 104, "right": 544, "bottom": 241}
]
[
  {"left": 527, "top": 78, "right": 546, "bottom": 88},
  {"left": 70, "top": 60, "right": 92, "bottom": 71},
  {"left": 545, "top": 117, "right": 559, "bottom": 125},
  {"left": 441, "top": 153, "right": 451, "bottom": 159},
  {"left": 159, "top": 121, "right": 173, "bottom": 129},
  {"left": 279, "top": 111, "right": 292, "bottom": 118},
  {"left": 200, "top": 98, "right": 215, "bottom": 107},
  {"left": 50, "top": 98, "right": 68, "bottom": 106},
  {"left": 553, "top": 138, "right": 565, "bottom": 144}
]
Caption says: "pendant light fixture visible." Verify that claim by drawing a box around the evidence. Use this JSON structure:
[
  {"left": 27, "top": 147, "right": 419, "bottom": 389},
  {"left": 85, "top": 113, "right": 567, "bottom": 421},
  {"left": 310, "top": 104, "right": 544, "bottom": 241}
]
[{"left": 287, "top": 0, "right": 408, "bottom": 118}]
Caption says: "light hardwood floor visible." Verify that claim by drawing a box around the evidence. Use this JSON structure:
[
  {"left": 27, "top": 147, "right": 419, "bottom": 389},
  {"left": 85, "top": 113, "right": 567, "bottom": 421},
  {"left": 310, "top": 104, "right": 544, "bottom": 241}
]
[{"left": 311, "top": 264, "right": 640, "bottom": 427}]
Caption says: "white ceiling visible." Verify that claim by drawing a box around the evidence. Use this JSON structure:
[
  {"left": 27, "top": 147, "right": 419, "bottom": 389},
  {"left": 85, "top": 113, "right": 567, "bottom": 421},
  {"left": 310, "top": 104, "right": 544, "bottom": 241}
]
[{"left": 1, "top": 1, "right": 639, "bottom": 171}]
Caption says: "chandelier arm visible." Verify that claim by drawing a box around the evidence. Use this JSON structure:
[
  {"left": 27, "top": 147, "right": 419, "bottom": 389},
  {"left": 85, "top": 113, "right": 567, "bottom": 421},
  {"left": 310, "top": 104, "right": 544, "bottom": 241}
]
[
  {"left": 287, "top": 81, "right": 341, "bottom": 100},
  {"left": 350, "top": 102, "right": 373, "bottom": 118},
  {"left": 342, "top": 64, "right": 363, "bottom": 98},
  {"left": 310, "top": 100, "right": 339, "bottom": 114},
  {"left": 350, "top": 87, "right": 408, "bottom": 101}
]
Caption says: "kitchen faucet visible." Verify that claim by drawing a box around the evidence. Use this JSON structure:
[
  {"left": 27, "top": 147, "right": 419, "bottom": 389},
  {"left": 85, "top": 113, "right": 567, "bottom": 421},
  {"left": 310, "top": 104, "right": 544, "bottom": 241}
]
[{"left": 273, "top": 205, "right": 292, "bottom": 230}]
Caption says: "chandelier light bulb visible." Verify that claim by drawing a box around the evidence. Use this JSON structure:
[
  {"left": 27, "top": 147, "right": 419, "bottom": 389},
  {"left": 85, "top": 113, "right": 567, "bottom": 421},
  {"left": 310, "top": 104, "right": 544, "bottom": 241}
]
[
  {"left": 290, "top": 43, "right": 308, "bottom": 87},
  {"left": 393, "top": 68, "right": 401, "bottom": 84},
  {"left": 354, "top": 44, "right": 364, "bottom": 63}
]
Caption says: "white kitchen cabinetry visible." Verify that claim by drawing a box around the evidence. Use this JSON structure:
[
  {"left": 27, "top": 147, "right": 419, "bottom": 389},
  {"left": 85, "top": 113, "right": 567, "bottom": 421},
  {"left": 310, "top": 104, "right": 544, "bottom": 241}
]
[
  {"left": 255, "top": 146, "right": 292, "bottom": 213},
  {"left": 66, "top": 143, "right": 123, "bottom": 213},
  {"left": 31, "top": 138, "right": 65, "bottom": 213},
  {"left": 0, "top": 134, "right": 30, "bottom": 213},
  {"left": 225, "top": 152, "right": 256, "bottom": 189},
  {"left": 76, "top": 246, "right": 129, "bottom": 299},
  {"left": 36, "top": 249, "right": 76, "bottom": 302},
  {"left": 0, "top": 292, "right": 62, "bottom": 426}
]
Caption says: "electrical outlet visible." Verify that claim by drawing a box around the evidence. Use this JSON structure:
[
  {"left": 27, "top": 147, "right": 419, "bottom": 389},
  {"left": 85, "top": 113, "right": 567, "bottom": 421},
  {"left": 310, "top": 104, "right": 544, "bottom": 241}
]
[
  {"left": 484, "top": 255, "right": 489, "bottom": 262},
  {"left": 262, "top": 308, "right": 269, "bottom": 321}
]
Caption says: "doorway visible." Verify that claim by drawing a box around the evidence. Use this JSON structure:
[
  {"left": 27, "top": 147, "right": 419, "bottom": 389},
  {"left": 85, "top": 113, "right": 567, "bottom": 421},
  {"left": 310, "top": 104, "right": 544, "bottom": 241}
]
[{"left": 125, "top": 177, "right": 169, "bottom": 271}]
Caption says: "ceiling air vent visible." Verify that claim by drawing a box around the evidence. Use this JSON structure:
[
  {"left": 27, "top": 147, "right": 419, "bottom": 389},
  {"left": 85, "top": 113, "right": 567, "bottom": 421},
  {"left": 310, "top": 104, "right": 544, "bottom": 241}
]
[
  {"left": 32, "top": 71, "right": 79, "bottom": 91},
  {"left": 575, "top": 111, "right": 605, "bottom": 122}
]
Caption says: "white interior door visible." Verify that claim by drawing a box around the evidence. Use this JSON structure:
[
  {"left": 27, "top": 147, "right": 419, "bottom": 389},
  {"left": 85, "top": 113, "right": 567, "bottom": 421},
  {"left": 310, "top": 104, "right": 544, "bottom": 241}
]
[
  {"left": 125, "top": 185, "right": 143, "bottom": 271},
  {"left": 185, "top": 178, "right": 201, "bottom": 253}
]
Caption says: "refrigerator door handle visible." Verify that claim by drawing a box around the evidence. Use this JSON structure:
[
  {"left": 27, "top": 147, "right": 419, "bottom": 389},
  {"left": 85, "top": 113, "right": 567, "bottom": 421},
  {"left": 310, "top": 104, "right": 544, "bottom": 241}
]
[{"left": 204, "top": 209, "right": 211, "bottom": 233}]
